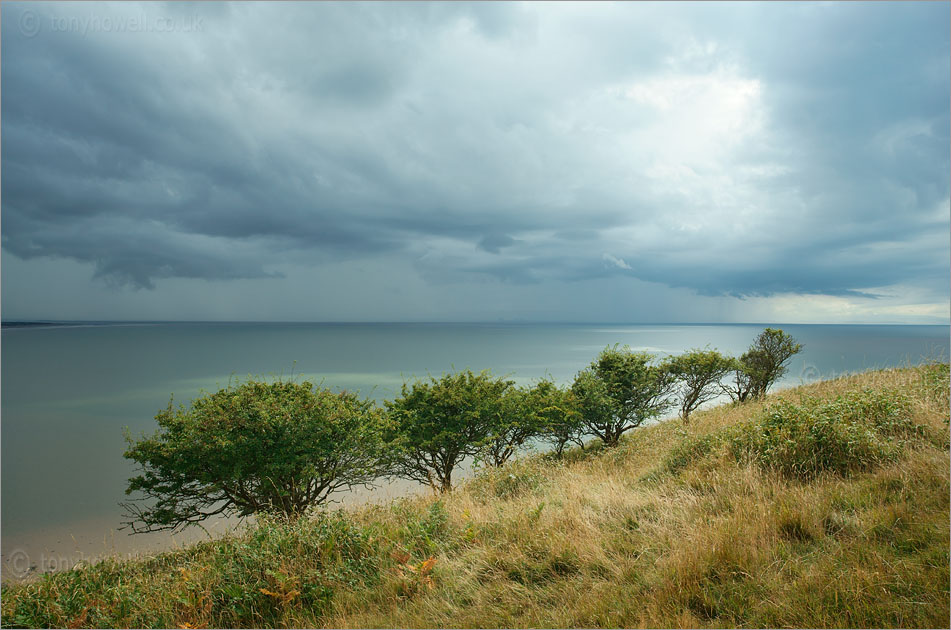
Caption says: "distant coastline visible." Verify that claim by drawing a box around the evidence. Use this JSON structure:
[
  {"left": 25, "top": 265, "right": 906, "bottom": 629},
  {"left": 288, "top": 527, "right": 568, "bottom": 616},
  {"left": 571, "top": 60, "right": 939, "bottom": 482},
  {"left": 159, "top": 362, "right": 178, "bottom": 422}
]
[
  {"left": 1, "top": 321, "right": 158, "bottom": 329},
  {"left": 1, "top": 321, "right": 68, "bottom": 329}
]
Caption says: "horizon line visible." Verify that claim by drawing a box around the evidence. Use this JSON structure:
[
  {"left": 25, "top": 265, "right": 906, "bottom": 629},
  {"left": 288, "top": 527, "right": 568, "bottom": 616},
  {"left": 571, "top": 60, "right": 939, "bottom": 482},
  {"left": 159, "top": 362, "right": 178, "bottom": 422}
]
[{"left": 2, "top": 319, "right": 948, "bottom": 327}]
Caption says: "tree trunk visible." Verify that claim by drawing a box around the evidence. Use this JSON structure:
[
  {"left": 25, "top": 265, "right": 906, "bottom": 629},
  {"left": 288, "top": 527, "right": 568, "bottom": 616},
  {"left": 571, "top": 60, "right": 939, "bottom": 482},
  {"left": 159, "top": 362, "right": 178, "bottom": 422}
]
[{"left": 439, "top": 471, "right": 452, "bottom": 493}]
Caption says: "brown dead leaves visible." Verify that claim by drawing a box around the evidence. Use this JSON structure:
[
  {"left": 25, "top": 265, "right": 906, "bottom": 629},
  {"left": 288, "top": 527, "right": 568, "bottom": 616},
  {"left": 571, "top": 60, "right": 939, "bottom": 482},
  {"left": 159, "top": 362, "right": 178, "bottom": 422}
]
[{"left": 392, "top": 551, "right": 437, "bottom": 594}]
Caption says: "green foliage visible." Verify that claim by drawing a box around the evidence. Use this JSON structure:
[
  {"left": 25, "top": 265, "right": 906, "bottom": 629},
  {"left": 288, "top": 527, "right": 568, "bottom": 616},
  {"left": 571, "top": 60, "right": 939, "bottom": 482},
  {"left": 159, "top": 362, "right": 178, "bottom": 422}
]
[
  {"left": 0, "top": 514, "right": 378, "bottom": 629},
  {"left": 385, "top": 370, "right": 512, "bottom": 492},
  {"left": 480, "top": 380, "right": 554, "bottom": 467},
  {"left": 724, "top": 328, "right": 802, "bottom": 402},
  {"left": 122, "top": 379, "right": 388, "bottom": 533},
  {"left": 667, "top": 348, "right": 737, "bottom": 422},
  {"left": 392, "top": 500, "right": 452, "bottom": 557},
  {"left": 572, "top": 345, "right": 675, "bottom": 446},
  {"left": 916, "top": 361, "right": 950, "bottom": 408},
  {"left": 2, "top": 366, "right": 948, "bottom": 629},
  {"left": 524, "top": 380, "right": 584, "bottom": 459},
  {"left": 209, "top": 514, "right": 378, "bottom": 625},
  {"left": 836, "top": 388, "right": 922, "bottom": 439},
  {"left": 729, "top": 388, "right": 919, "bottom": 479}
]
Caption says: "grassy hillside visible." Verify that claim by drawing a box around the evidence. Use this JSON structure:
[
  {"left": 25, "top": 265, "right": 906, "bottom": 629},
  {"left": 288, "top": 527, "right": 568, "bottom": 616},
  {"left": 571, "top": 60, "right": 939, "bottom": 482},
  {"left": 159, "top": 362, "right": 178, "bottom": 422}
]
[{"left": 3, "top": 364, "right": 948, "bottom": 628}]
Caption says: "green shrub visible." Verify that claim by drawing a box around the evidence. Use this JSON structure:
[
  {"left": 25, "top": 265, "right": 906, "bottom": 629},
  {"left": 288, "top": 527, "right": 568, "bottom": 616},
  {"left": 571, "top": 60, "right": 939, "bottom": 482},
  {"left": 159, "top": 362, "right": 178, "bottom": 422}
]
[
  {"left": 728, "top": 388, "right": 921, "bottom": 479},
  {"left": 206, "top": 514, "right": 378, "bottom": 626},
  {"left": 390, "top": 499, "right": 453, "bottom": 557},
  {"left": 832, "top": 388, "right": 919, "bottom": 439},
  {"left": 916, "top": 362, "right": 950, "bottom": 407},
  {"left": 0, "top": 514, "right": 379, "bottom": 629}
]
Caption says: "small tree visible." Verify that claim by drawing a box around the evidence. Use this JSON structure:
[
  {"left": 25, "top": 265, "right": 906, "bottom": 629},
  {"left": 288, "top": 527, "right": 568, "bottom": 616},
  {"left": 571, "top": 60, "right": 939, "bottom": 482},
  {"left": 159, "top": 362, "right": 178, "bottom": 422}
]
[
  {"left": 385, "top": 369, "right": 511, "bottom": 493},
  {"left": 571, "top": 346, "right": 676, "bottom": 447},
  {"left": 122, "top": 379, "right": 388, "bottom": 533},
  {"left": 480, "top": 384, "right": 544, "bottom": 467},
  {"left": 481, "top": 379, "right": 583, "bottom": 464},
  {"left": 724, "top": 328, "right": 803, "bottom": 402},
  {"left": 722, "top": 355, "right": 757, "bottom": 403},
  {"left": 748, "top": 328, "right": 803, "bottom": 396},
  {"left": 533, "top": 380, "right": 585, "bottom": 458},
  {"left": 667, "top": 348, "right": 737, "bottom": 422}
]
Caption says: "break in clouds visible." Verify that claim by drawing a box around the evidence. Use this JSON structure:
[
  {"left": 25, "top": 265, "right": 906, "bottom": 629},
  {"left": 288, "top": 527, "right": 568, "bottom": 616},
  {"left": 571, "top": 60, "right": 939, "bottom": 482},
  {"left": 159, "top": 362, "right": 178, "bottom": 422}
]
[{"left": 2, "top": 2, "right": 949, "bottom": 322}]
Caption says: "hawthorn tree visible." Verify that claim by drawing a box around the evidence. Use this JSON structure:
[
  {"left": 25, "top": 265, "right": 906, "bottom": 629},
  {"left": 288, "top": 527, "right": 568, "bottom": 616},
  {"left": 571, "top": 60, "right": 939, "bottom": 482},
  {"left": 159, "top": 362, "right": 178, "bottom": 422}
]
[
  {"left": 532, "top": 380, "right": 585, "bottom": 458},
  {"left": 121, "top": 379, "right": 388, "bottom": 533},
  {"left": 480, "top": 378, "right": 582, "bottom": 465},
  {"left": 480, "top": 384, "right": 542, "bottom": 467},
  {"left": 667, "top": 348, "right": 736, "bottom": 422},
  {"left": 723, "top": 328, "right": 803, "bottom": 402},
  {"left": 572, "top": 346, "right": 676, "bottom": 447},
  {"left": 723, "top": 357, "right": 756, "bottom": 403},
  {"left": 385, "top": 369, "right": 511, "bottom": 493}
]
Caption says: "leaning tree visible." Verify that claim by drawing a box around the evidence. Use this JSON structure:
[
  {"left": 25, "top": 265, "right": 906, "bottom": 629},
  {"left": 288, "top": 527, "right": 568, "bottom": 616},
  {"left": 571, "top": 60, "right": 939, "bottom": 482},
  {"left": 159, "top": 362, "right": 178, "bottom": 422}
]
[
  {"left": 385, "top": 369, "right": 511, "bottom": 493},
  {"left": 667, "top": 347, "right": 736, "bottom": 422},
  {"left": 572, "top": 345, "right": 676, "bottom": 447},
  {"left": 723, "top": 328, "right": 803, "bottom": 402},
  {"left": 122, "top": 379, "right": 388, "bottom": 533}
]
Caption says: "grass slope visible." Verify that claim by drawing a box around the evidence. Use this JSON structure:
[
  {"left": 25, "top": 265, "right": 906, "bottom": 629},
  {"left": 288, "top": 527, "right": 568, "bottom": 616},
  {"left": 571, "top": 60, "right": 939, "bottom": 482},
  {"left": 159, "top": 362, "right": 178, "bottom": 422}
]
[{"left": 3, "top": 364, "right": 949, "bottom": 629}]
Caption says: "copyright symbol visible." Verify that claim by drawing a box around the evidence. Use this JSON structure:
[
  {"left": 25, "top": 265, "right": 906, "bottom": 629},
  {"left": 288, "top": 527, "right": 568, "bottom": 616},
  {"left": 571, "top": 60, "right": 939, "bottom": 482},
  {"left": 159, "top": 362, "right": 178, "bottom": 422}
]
[
  {"left": 18, "top": 10, "right": 41, "bottom": 38},
  {"left": 7, "top": 549, "right": 33, "bottom": 579},
  {"left": 800, "top": 364, "right": 820, "bottom": 384}
]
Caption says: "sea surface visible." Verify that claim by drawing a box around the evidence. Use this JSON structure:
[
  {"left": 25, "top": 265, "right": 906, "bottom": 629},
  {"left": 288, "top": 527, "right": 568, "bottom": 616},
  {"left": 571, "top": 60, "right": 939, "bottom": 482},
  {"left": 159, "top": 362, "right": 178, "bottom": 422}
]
[{"left": 2, "top": 322, "right": 948, "bottom": 578}]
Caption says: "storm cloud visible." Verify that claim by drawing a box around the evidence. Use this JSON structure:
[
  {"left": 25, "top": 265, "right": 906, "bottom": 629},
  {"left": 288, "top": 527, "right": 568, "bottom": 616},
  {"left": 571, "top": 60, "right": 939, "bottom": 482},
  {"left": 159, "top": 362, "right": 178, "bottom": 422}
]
[{"left": 2, "top": 1, "right": 948, "bottom": 322}]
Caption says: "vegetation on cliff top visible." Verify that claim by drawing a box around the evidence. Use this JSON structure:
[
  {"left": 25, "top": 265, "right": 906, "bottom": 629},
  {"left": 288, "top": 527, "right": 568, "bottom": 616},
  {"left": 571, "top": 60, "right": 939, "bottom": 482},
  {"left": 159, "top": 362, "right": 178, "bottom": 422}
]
[{"left": 2, "top": 362, "right": 947, "bottom": 629}]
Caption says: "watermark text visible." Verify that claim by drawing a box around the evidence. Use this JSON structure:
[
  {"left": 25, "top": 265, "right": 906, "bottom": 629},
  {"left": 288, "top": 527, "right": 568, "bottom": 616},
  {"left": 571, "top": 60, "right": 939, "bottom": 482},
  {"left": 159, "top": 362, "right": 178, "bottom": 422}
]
[{"left": 18, "top": 10, "right": 204, "bottom": 38}]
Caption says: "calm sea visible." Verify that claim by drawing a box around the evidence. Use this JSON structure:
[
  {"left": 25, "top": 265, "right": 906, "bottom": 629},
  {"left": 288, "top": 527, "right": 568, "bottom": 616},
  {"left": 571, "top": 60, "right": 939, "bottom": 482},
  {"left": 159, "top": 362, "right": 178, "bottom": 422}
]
[{"left": 2, "top": 322, "right": 948, "bottom": 577}]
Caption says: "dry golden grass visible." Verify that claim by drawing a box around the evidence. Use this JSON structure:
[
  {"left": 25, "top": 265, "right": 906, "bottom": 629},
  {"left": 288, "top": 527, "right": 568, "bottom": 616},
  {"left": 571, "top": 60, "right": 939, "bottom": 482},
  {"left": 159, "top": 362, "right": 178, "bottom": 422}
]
[
  {"left": 328, "top": 365, "right": 949, "bottom": 629},
  {"left": 3, "top": 364, "right": 948, "bottom": 628}
]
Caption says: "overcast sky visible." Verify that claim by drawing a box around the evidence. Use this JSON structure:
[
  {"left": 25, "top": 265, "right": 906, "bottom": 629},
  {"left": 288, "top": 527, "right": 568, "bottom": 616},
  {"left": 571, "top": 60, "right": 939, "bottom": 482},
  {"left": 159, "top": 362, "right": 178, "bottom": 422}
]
[{"left": 2, "top": 1, "right": 949, "bottom": 324}]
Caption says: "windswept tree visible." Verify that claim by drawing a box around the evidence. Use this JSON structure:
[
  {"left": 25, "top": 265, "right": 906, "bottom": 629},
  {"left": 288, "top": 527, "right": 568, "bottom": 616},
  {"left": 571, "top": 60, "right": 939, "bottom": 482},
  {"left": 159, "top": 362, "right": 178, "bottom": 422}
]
[
  {"left": 667, "top": 348, "right": 737, "bottom": 422},
  {"left": 533, "top": 380, "right": 585, "bottom": 458},
  {"left": 122, "top": 379, "right": 389, "bottom": 533},
  {"left": 385, "top": 369, "right": 511, "bottom": 493},
  {"left": 724, "top": 328, "right": 803, "bottom": 402},
  {"left": 572, "top": 346, "right": 676, "bottom": 447},
  {"left": 723, "top": 358, "right": 757, "bottom": 403},
  {"left": 481, "top": 378, "right": 582, "bottom": 465},
  {"left": 480, "top": 383, "right": 542, "bottom": 467}
]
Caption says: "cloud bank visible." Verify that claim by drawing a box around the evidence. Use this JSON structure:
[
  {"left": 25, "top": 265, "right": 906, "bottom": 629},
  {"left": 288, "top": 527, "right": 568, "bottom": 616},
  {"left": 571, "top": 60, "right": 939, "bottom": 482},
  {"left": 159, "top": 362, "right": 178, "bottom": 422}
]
[{"left": 2, "top": 1, "right": 948, "bottom": 322}]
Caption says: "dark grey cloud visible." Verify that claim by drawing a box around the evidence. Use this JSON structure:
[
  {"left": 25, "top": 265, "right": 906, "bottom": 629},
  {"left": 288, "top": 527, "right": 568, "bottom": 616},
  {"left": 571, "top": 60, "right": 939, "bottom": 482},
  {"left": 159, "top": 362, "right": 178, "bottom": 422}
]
[
  {"left": 478, "top": 235, "right": 519, "bottom": 254},
  {"left": 1, "top": 1, "right": 948, "bottom": 319}
]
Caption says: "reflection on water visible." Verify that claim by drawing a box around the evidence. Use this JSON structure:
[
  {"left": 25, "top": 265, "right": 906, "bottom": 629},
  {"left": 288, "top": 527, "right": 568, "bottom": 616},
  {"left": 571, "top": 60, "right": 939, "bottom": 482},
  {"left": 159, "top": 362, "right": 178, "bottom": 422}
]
[{"left": 2, "top": 322, "right": 948, "bottom": 579}]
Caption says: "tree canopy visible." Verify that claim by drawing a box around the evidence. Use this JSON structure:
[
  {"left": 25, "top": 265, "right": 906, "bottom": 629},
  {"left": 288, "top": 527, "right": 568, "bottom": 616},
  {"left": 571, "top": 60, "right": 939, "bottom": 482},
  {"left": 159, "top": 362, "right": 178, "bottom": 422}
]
[
  {"left": 532, "top": 380, "right": 585, "bottom": 458},
  {"left": 385, "top": 369, "right": 512, "bottom": 493},
  {"left": 667, "top": 348, "right": 736, "bottom": 422},
  {"left": 724, "top": 328, "right": 803, "bottom": 402},
  {"left": 122, "top": 379, "right": 388, "bottom": 533},
  {"left": 572, "top": 346, "right": 675, "bottom": 447}
]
